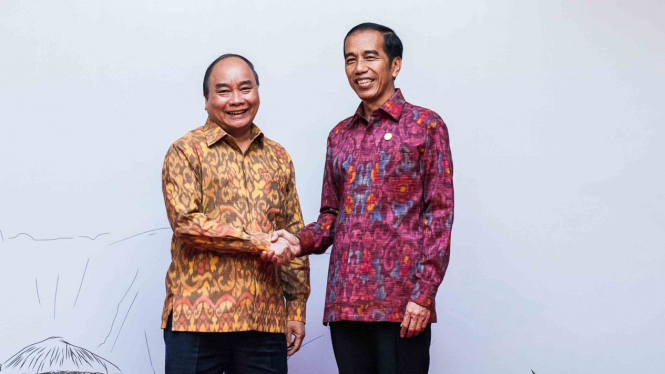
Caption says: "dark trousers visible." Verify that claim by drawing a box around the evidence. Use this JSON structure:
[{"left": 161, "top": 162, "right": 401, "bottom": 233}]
[
  {"left": 164, "top": 314, "right": 288, "bottom": 374},
  {"left": 330, "top": 321, "right": 431, "bottom": 374}
]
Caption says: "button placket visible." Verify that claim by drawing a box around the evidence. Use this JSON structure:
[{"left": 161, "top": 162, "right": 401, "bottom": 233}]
[{"left": 241, "top": 150, "right": 252, "bottom": 224}]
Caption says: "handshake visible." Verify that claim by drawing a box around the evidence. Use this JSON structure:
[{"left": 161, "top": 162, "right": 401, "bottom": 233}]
[{"left": 260, "top": 230, "right": 302, "bottom": 266}]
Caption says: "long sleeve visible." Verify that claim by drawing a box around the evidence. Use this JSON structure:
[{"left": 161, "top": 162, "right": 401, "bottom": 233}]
[
  {"left": 279, "top": 157, "right": 311, "bottom": 322},
  {"left": 162, "top": 144, "right": 271, "bottom": 253},
  {"left": 409, "top": 115, "right": 454, "bottom": 309},
  {"left": 297, "top": 135, "right": 340, "bottom": 254}
]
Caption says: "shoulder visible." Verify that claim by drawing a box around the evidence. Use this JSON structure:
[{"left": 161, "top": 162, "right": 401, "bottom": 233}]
[
  {"left": 403, "top": 102, "right": 446, "bottom": 128},
  {"left": 328, "top": 115, "right": 354, "bottom": 140},
  {"left": 263, "top": 136, "right": 293, "bottom": 166},
  {"left": 164, "top": 125, "right": 208, "bottom": 166},
  {"left": 168, "top": 125, "right": 207, "bottom": 152}
]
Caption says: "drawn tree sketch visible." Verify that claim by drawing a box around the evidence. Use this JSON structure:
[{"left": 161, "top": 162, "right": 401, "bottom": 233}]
[
  {"left": 1, "top": 336, "right": 121, "bottom": 374},
  {"left": 0, "top": 229, "right": 172, "bottom": 374},
  {"left": 0, "top": 226, "right": 336, "bottom": 374}
]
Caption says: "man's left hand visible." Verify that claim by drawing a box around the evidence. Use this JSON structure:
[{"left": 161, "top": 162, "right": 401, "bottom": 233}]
[
  {"left": 286, "top": 321, "right": 305, "bottom": 356},
  {"left": 400, "top": 301, "right": 430, "bottom": 338}
]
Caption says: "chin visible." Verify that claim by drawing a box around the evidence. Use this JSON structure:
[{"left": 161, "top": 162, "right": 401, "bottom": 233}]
[
  {"left": 357, "top": 92, "right": 378, "bottom": 102},
  {"left": 229, "top": 122, "right": 251, "bottom": 131}
]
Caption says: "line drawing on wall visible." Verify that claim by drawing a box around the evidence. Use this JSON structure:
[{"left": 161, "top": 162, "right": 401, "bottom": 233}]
[
  {"left": 107, "top": 228, "right": 170, "bottom": 246},
  {"left": 73, "top": 259, "right": 89, "bottom": 308},
  {"left": 98, "top": 269, "right": 140, "bottom": 348},
  {"left": 301, "top": 333, "right": 325, "bottom": 348},
  {"left": 111, "top": 291, "right": 139, "bottom": 352},
  {"left": 1, "top": 228, "right": 170, "bottom": 246},
  {"left": 35, "top": 278, "right": 41, "bottom": 305},
  {"left": 54, "top": 274, "right": 59, "bottom": 319},
  {"left": 8, "top": 232, "right": 74, "bottom": 241},
  {"left": 1, "top": 336, "right": 122, "bottom": 374},
  {"left": 3, "top": 231, "right": 111, "bottom": 242},
  {"left": 144, "top": 331, "right": 156, "bottom": 374},
  {"left": 79, "top": 232, "right": 110, "bottom": 240},
  {"left": 287, "top": 333, "right": 327, "bottom": 361}
]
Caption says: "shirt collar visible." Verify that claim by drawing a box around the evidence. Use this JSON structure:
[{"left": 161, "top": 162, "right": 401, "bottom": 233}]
[
  {"left": 204, "top": 118, "right": 264, "bottom": 148},
  {"left": 350, "top": 88, "right": 406, "bottom": 127}
]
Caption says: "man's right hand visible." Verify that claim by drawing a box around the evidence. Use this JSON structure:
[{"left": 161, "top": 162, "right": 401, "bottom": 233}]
[
  {"left": 270, "top": 230, "right": 302, "bottom": 257},
  {"left": 260, "top": 237, "right": 295, "bottom": 265}
]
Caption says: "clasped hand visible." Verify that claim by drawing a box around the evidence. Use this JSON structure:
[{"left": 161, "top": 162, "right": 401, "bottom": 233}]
[{"left": 260, "top": 230, "right": 302, "bottom": 266}]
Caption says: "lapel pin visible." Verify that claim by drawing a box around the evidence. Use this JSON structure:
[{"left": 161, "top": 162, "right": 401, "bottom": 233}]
[{"left": 384, "top": 132, "right": 393, "bottom": 141}]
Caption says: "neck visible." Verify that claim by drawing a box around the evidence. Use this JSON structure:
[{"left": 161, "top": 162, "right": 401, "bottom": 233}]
[
  {"left": 362, "top": 88, "right": 396, "bottom": 120},
  {"left": 222, "top": 123, "right": 253, "bottom": 153}
]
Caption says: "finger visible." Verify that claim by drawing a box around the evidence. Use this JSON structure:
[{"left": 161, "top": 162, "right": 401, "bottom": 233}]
[
  {"left": 273, "top": 230, "right": 287, "bottom": 242},
  {"left": 260, "top": 252, "right": 268, "bottom": 261},
  {"left": 284, "top": 233, "right": 300, "bottom": 246},
  {"left": 423, "top": 310, "right": 430, "bottom": 330},
  {"left": 288, "top": 331, "right": 304, "bottom": 356},
  {"left": 400, "top": 314, "right": 411, "bottom": 338},
  {"left": 271, "top": 232, "right": 279, "bottom": 242},
  {"left": 274, "top": 230, "right": 296, "bottom": 245},
  {"left": 285, "top": 328, "right": 294, "bottom": 348},
  {"left": 413, "top": 310, "right": 427, "bottom": 336},
  {"left": 413, "top": 315, "right": 425, "bottom": 336},
  {"left": 281, "top": 246, "right": 293, "bottom": 262},
  {"left": 407, "top": 316, "right": 418, "bottom": 338},
  {"left": 418, "top": 310, "right": 431, "bottom": 335},
  {"left": 272, "top": 254, "right": 286, "bottom": 266}
]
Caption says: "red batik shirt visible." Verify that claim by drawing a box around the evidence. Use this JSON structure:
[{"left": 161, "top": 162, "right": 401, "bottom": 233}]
[{"left": 298, "top": 89, "right": 453, "bottom": 324}]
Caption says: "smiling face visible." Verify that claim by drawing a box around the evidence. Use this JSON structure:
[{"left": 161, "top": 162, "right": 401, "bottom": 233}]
[
  {"left": 204, "top": 57, "right": 260, "bottom": 137},
  {"left": 344, "top": 30, "right": 401, "bottom": 115}
]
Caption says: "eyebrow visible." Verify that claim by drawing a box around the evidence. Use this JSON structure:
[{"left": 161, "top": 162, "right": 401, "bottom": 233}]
[
  {"left": 214, "top": 80, "right": 254, "bottom": 89},
  {"left": 345, "top": 50, "right": 380, "bottom": 59}
]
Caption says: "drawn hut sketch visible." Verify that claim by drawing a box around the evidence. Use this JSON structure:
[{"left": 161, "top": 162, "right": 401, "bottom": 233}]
[{"left": 1, "top": 337, "right": 121, "bottom": 374}]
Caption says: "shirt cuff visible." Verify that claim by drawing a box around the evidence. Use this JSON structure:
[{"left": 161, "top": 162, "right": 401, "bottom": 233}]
[
  {"left": 247, "top": 230, "right": 271, "bottom": 252},
  {"left": 409, "top": 280, "right": 438, "bottom": 309},
  {"left": 286, "top": 297, "right": 307, "bottom": 323},
  {"left": 296, "top": 229, "right": 315, "bottom": 255}
]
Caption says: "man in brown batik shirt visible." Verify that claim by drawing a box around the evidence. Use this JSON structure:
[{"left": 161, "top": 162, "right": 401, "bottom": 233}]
[{"left": 161, "top": 54, "right": 310, "bottom": 374}]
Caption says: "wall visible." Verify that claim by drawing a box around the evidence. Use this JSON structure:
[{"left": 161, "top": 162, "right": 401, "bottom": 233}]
[{"left": 1, "top": 0, "right": 663, "bottom": 372}]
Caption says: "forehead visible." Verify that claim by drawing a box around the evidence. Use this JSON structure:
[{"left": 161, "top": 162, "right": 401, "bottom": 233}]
[
  {"left": 209, "top": 57, "right": 255, "bottom": 84},
  {"left": 345, "top": 30, "right": 385, "bottom": 54}
]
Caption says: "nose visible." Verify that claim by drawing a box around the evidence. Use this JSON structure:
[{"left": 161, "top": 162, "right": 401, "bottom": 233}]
[
  {"left": 355, "top": 58, "right": 369, "bottom": 74},
  {"left": 230, "top": 90, "right": 244, "bottom": 105}
]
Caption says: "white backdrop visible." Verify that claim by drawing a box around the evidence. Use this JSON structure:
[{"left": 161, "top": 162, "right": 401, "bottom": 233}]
[{"left": 1, "top": 0, "right": 664, "bottom": 373}]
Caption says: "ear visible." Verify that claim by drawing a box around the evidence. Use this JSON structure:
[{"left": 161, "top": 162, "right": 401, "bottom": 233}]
[
  {"left": 391, "top": 57, "right": 402, "bottom": 79},
  {"left": 204, "top": 96, "right": 209, "bottom": 111}
]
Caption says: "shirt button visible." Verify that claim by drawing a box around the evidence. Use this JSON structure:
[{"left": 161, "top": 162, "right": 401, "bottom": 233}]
[{"left": 384, "top": 132, "right": 393, "bottom": 141}]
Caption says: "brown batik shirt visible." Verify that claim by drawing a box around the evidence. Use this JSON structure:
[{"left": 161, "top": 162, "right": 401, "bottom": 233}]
[{"left": 161, "top": 118, "right": 310, "bottom": 333}]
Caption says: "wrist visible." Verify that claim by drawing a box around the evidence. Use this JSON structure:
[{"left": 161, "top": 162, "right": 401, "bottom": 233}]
[{"left": 293, "top": 235, "right": 303, "bottom": 256}]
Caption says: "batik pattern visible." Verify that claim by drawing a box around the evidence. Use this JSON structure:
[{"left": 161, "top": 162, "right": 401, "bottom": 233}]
[
  {"left": 298, "top": 90, "right": 453, "bottom": 324},
  {"left": 161, "top": 119, "right": 310, "bottom": 333}
]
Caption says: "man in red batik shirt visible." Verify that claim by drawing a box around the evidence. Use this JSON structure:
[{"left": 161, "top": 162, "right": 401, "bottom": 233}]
[{"left": 268, "top": 22, "right": 454, "bottom": 374}]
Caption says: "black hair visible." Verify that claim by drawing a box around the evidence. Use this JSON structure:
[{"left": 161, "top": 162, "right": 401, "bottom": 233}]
[
  {"left": 344, "top": 22, "right": 403, "bottom": 62},
  {"left": 203, "top": 54, "right": 259, "bottom": 98}
]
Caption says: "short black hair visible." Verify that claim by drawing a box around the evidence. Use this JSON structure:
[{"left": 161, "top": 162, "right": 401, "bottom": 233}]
[
  {"left": 344, "top": 22, "right": 403, "bottom": 62},
  {"left": 203, "top": 54, "right": 259, "bottom": 98}
]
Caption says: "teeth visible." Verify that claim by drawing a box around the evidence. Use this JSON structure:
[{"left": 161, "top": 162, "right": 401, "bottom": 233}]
[
  {"left": 228, "top": 110, "right": 246, "bottom": 115},
  {"left": 358, "top": 79, "right": 373, "bottom": 84}
]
